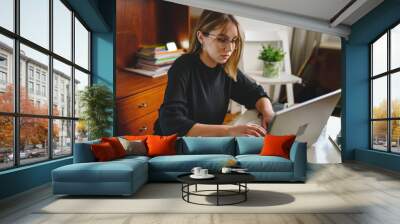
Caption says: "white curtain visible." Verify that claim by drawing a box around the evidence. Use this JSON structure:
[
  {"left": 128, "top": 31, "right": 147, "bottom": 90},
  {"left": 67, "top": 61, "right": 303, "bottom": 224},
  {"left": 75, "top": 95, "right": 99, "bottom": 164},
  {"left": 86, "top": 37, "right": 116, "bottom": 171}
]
[{"left": 290, "top": 28, "right": 322, "bottom": 76}]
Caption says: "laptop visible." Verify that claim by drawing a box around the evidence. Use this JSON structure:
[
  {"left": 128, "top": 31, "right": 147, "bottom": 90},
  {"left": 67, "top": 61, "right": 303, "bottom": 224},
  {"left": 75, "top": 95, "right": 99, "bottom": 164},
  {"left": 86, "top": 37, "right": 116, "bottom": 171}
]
[{"left": 230, "top": 89, "right": 341, "bottom": 147}]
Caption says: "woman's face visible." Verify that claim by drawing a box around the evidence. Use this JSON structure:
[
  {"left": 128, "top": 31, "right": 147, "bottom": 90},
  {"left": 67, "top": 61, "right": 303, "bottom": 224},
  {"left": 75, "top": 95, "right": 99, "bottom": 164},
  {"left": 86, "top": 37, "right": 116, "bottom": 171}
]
[{"left": 198, "top": 21, "right": 239, "bottom": 64}]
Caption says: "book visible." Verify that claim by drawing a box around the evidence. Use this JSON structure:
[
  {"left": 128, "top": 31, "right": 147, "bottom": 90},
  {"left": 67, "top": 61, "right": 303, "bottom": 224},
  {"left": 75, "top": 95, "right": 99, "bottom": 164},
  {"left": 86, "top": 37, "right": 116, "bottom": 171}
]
[
  {"left": 136, "top": 62, "right": 171, "bottom": 72},
  {"left": 137, "top": 57, "right": 176, "bottom": 66},
  {"left": 137, "top": 53, "right": 181, "bottom": 61},
  {"left": 137, "top": 50, "right": 184, "bottom": 60},
  {"left": 125, "top": 67, "right": 167, "bottom": 78},
  {"left": 139, "top": 44, "right": 166, "bottom": 52}
]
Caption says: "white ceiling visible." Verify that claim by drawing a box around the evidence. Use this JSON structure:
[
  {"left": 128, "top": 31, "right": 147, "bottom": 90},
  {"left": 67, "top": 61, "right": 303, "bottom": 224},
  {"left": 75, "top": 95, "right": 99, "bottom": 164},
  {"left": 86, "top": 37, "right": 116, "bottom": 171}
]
[
  {"left": 227, "top": 0, "right": 353, "bottom": 23},
  {"left": 164, "top": 0, "right": 384, "bottom": 38}
]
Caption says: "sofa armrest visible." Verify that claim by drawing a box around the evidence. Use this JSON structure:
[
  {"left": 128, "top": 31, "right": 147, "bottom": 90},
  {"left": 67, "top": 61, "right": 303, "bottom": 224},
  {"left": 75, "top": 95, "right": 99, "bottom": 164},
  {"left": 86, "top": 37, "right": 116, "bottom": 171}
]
[
  {"left": 289, "top": 141, "right": 307, "bottom": 181},
  {"left": 73, "top": 140, "right": 100, "bottom": 163}
]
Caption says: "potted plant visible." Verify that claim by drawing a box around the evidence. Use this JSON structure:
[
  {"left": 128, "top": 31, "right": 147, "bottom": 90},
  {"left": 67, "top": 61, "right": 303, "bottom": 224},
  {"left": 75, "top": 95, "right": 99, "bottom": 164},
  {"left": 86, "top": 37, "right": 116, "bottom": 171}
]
[
  {"left": 79, "top": 84, "right": 114, "bottom": 140},
  {"left": 258, "top": 45, "right": 285, "bottom": 78}
]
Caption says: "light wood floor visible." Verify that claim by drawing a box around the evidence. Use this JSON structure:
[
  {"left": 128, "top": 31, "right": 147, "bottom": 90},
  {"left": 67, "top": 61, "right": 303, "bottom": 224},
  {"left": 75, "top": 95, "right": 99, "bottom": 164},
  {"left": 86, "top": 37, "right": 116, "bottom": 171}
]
[{"left": 1, "top": 162, "right": 400, "bottom": 224}]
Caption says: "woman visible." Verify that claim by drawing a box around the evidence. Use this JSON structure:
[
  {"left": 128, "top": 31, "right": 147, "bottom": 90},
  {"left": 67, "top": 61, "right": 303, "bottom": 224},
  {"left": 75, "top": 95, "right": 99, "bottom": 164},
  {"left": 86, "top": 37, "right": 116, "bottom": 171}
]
[{"left": 154, "top": 10, "right": 275, "bottom": 137}]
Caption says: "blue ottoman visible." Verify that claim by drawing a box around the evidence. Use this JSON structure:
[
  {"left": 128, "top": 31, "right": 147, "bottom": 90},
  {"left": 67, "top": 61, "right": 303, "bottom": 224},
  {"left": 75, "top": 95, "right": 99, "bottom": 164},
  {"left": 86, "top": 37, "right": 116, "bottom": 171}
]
[{"left": 52, "top": 157, "right": 148, "bottom": 196}]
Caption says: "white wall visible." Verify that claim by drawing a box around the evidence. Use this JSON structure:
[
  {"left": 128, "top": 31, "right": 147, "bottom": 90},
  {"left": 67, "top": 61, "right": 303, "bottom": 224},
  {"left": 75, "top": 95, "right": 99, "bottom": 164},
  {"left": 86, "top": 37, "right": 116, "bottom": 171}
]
[{"left": 236, "top": 16, "right": 293, "bottom": 46}]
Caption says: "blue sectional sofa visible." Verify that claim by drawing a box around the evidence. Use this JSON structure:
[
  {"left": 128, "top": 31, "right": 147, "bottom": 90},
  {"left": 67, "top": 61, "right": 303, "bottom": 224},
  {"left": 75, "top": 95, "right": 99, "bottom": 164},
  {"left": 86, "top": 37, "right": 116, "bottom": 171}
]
[{"left": 52, "top": 137, "right": 307, "bottom": 196}]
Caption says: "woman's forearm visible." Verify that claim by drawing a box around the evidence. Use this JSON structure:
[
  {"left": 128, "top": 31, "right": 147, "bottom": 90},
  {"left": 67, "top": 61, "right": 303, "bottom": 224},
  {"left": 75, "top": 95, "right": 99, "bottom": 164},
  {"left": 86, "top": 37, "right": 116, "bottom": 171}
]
[
  {"left": 186, "top": 123, "right": 231, "bottom": 136},
  {"left": 255, "top": 97, "right": 274, "bottom": 120}
]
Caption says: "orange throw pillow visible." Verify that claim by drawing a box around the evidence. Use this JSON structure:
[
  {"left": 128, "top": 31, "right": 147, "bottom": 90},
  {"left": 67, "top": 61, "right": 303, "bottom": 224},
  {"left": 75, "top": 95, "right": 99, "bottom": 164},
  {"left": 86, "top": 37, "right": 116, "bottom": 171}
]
[
  {"left": 91, "top": 142, "right": 117, "bottom": 161},
  {"left": 146, "top": 134, "right": 177, "bottom": 157},
  {"left": 124, "top": 135, "right": 148, "bottom": 141},
  {"left": 101, "top": 137, "right": 127, "bottom": 158},
  {"left": 259, "top": 134, "right": 296, "bottom": 159}
]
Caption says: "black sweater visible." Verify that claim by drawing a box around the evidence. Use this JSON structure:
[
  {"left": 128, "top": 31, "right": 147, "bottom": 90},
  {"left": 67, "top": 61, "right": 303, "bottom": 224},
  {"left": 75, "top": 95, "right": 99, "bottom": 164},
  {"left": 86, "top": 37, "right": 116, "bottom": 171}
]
[{"left": 154, "top": 53, "right": 268, "bottom": 136}]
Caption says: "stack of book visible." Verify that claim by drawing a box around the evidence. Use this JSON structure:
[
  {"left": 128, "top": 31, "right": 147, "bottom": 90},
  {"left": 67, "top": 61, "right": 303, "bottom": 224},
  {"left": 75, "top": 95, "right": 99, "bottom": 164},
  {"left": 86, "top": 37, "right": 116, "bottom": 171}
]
[{"left": 126, "top": 45, "right": 184, "bottom": 78}]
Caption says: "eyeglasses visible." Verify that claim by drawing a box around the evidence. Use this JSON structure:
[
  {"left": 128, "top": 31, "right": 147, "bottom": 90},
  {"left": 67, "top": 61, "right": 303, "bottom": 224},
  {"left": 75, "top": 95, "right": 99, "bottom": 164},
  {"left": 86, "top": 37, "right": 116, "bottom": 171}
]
[{"left": 203, "top": 32, "right": 239, "bottom": 49}]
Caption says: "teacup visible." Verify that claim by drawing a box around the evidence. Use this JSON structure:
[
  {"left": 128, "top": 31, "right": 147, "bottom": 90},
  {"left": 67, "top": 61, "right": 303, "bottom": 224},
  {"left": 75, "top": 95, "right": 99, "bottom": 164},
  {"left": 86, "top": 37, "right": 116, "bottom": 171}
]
[
  {"left": 191, "top": 167, "right": 202, "bottom": 176},
  {"left": 199, "top": 168, "right": 208, "bottom": 176},
  {"left": 221, "top": 167, "right": 232, "bottom": 174}
]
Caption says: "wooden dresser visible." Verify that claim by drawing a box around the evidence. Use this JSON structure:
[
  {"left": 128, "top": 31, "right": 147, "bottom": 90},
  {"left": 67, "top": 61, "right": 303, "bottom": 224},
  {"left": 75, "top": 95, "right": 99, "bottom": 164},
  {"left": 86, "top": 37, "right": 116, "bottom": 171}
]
[{"left": 116, "top": 0, "right": 191, "bottom": 136}]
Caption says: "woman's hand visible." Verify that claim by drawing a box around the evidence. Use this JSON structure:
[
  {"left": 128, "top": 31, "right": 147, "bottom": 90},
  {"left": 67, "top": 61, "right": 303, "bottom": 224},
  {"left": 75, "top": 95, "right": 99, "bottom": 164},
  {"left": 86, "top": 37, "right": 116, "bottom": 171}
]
[
  {"left": 255, "top": 97, "right": 275, "bottom": 130},
  {"left": 228, "top": 123, "right": 266, "bottom": 137},
  {"left": 259, "top": 111, "right": 275, "bottom": 130}
]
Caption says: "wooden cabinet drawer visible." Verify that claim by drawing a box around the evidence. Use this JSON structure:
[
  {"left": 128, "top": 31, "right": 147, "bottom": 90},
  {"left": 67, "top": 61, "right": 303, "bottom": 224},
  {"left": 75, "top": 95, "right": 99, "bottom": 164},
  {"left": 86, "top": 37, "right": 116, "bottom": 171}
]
[
  {"left": 119, "top": 111, "right": 158, "bottom": 135},
  {"left": 117, "top": 84, "right": 166, "bottom": 122}
]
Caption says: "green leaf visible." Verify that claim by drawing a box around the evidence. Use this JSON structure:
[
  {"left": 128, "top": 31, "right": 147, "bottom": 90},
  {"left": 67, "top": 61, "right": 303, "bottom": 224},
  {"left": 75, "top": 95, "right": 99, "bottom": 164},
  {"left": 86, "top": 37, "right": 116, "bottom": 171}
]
[
  {"left": 258, "top": 45, "right": 285, "bottom": 62},
  {"left": 79, "top": 84, "right": 114, "bottom": 140}
]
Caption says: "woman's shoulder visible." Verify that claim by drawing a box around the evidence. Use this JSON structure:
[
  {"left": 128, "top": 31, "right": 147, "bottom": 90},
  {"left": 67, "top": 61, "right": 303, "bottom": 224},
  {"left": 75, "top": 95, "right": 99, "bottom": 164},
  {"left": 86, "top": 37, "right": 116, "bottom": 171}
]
[
  {"left": 168, "top": 53, "right": 198, "bottom": 77},
  {"left": 171, "top": 53, "right": 197, "bottom": 68}
]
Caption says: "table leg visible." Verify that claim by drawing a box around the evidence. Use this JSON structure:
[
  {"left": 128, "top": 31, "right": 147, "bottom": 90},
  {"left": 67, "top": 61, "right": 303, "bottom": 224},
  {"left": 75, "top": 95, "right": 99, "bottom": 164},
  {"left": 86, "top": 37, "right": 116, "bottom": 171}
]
[
  {"left": 272, "top": 84, "right": 281, "bottom": 103},
  {"left": 286, "top": 83, "right": 295, "bottom": 106},
  {"left": 195, "top": 184, "right": 197, "bottom": 192},
  {"left": 262, "top": 84, "right": 272, "bottom": 100},
  {"left": 217, "top": 184, "right": 219, "bottom": 206},
  {"left": 187, "top": 184, "right": 190, "bottom": 202},
  {"left": 245, "top": 183, "right": 248, "bottom": 201}
]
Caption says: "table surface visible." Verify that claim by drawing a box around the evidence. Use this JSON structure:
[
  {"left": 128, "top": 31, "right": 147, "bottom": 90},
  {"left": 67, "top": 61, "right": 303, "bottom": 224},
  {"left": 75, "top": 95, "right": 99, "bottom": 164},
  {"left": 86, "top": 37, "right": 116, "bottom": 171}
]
[
  {"left": 247, "top": 70, "right": 302, "bottom": 84},
  {"left": 177, "top": 172, "right": 255, "bottom": 185}
]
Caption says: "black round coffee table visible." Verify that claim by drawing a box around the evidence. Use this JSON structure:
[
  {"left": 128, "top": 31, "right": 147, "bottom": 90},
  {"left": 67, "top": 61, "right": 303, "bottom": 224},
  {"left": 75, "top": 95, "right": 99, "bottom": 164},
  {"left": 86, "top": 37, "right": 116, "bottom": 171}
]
[{"left": 177, "top": 173, "right": 255, "bottom": 206}]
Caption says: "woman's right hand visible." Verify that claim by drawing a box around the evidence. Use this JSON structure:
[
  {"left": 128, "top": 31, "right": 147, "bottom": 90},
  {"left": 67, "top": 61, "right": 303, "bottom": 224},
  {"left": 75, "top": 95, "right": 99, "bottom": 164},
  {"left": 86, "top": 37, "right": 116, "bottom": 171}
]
[{"left": 228, "top": 123, "right": 266, "bottom": 137}]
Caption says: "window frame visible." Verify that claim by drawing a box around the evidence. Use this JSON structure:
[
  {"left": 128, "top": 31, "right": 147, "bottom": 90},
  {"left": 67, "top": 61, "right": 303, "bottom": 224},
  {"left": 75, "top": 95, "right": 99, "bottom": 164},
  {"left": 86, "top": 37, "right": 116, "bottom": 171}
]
[
  {"left": 370, "top": 20, "right": 400, "bottom": 154},
  {"left": 0, "top": 0, "right": 92, "bottom": 171}
]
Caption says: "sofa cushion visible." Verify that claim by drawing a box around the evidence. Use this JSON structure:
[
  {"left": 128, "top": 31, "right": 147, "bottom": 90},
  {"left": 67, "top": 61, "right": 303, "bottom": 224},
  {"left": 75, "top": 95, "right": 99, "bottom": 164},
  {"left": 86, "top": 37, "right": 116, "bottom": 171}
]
[
  {"left": 52, "top": 158, "right": 147, "bottom": 183},
  {"left": 236, "top": 155, "right": 293, "bottom": 172},
  {"left": 74, "top": 140, "right": 100, "bottom": 163},
  {"left": 148, "top": 154, "right": 235, "bottom": 172},
  {"left": 235, "top": 137, "right": 263, "bottom": 155},
  {"left": 124, "top": 135, "right": 148, "bottom": 141},
  {"left": 101, "top": 137, "right": 127, "bottom": 158},
  {"left": 91, "top": 142, "right": 118, "bottom": 161},
  {"left": 146, "top": 134, "right": 177, "bottom": 157},
  {"left": 180, "top": 137, "right": 235, "bottom": 155},
  {"left": 115, "top": 155, "right": 150, "bottom": 163},
  {"left": 260, "top": 134, "right": 296, "bottom": 159},
  {"left": 118, "top": 137, "right": 147, "bottom": 156}
]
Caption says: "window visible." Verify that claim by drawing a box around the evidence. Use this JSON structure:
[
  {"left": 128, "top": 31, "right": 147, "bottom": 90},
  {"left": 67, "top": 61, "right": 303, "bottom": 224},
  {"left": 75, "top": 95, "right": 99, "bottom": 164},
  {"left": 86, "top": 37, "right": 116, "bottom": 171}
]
[
  {"left": 20, "top": 0, "right": 49, "bottom": 49},
  {"left": 0, "top": 0, "right": 91, "bottom": 170},
  {"left": 28, "top": 81, "right": 34, "bottom": 94},
  {"left": 75, "top": 18, "right": 89, "bottom": 70},
  {"left": 0, "top": 71, "right": 6, "bottom": 85},
  {"left": 370, "top": 23, "right": 400, "bottom": 154},
  {"left": 0, "top": 34, "right": 13, "bottom": 113},
  {"left": 0, "top": 54, "right": 7, "bottom": 86},
  {"left": 53, "top": 0, "right": 72, "bottom": 60},
  {"left": 74, "top": 69, "right": 89, "bottom": 119},
  {"left": 36, "top": 83, "right": 40, "bottom": 95},
  {"left": 28, "top": 67, "right": 34, "bottom": 80},
  {"left": 53, "top": 59, "right": 71, "bottom": 117},
  {"left": 0, "top": 55, "right": 7, "bottom": 67},
  {"left": 0, "top": 0, "right": 14, "bottom": 32},
  {"left": 42, "top": 85, "right": 46, "bottom": 97},
  {"left": 53, "top": 119, "right": 72, "bottom": 158},
  {"left": 35, "top": 70, "right": 41, "bottom": 81}
]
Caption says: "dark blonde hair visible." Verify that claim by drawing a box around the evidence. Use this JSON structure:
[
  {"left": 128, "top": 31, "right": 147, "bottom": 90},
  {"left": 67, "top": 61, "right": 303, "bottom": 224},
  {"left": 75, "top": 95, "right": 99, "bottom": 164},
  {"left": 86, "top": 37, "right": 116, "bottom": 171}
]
[{"left": 188, "top": 10, "right": 243, "bottom": 81}]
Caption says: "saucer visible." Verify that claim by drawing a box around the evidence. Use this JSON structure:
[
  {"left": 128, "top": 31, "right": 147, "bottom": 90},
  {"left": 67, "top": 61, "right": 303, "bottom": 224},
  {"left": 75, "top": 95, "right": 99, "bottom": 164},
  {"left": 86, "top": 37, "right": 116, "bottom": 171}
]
[{"left": 190, "top": 174, "right": 215, "bottom": 179}]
